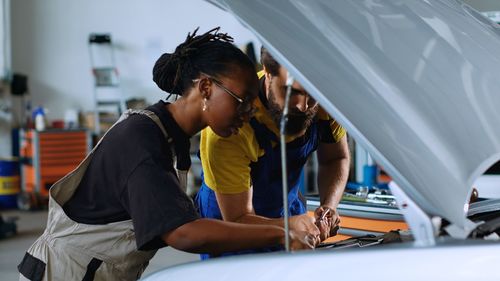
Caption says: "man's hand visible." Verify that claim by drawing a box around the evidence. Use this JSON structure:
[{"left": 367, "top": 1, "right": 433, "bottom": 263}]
[
  {"left": 288, "top": 229, "right": 319, "bottom": 250},
  {"left": 314, "top": 206, "right": 341, "bottom": 241}
]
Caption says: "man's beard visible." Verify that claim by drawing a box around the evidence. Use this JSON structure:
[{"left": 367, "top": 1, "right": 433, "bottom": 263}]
[{"left": 267, "top": 88, "right": 318, "bottom": 136}]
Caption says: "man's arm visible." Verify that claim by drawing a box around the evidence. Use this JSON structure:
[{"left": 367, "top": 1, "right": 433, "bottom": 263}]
[
  {"left": 317, "top": 135, "right": 350, "bottom": 208},
  {"left": 315, "top": 135, "right": 350, "bottom": 240}
]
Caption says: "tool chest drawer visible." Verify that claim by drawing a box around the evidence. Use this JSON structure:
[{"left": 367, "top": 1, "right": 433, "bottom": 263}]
[{"left": 19, "top": 129, "right": 91, "bottom": 209}]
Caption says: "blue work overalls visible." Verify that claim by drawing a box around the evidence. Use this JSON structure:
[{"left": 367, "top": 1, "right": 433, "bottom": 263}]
[{"left": 195, "top": 117, "right": 320, "bottom": 259}]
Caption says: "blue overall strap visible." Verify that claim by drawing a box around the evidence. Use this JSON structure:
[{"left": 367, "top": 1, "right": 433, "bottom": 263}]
[{"left": 249, "top": 117, "right": 319, "bottom": 218}]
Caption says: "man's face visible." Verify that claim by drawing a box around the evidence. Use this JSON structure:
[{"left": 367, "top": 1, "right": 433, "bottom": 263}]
[{"left": 265, "top": 67, "right": 319, "bottom": 135}]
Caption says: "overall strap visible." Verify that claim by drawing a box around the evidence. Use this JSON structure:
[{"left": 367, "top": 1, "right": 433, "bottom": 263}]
[
  {"left": 249, "top": 117, "right": 276, "bottom": 152},
  {"left": 50, "top": 109, "right": 173, "bottom": 204},
  {"left": 126, "top": 109, "right": 171, "bottom": 143},
  {"left": 128, "top": 109, "right": 189, "bottom": 191}
]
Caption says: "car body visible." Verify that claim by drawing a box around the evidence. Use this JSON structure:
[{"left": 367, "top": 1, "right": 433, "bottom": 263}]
[{"left": 142, "top": 1, "right": 500, "bottom": 280}]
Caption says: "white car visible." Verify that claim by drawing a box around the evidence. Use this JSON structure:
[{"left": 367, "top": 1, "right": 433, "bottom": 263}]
[{"left": 143, "top": 1, "right": 500, "bottom": 280}]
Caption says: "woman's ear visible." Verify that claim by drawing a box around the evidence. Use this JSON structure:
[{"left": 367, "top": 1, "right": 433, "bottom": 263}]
[{"left": 197, "top": 77, "right": 212, "bottom": 100}]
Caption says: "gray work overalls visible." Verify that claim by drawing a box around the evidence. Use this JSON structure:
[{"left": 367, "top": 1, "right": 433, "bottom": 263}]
[{"left": 19, "top": 109, "right": 188, "bottom": 281}]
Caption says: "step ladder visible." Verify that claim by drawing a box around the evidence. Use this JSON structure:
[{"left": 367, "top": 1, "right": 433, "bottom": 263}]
[{"left": 88, "top": 33, "right": 126, "bottom": 136}]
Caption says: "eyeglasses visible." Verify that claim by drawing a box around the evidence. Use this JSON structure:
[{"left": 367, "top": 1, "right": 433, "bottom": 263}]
[
  {"left": 193, "top": 73, "right": 256, "bottom": 117},
  {"left": 210, "top": 77, "right": 244, "bottom": 104},
  {"left": 193, "top": 73, "right": 243, "bottom": 103}
]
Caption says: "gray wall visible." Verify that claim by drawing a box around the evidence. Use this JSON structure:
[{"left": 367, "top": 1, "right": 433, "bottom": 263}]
[{"left": 0, "top": 0, "right": 258, "bottom": 157}]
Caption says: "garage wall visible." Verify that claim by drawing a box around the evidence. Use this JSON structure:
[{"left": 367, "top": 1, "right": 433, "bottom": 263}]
[
  {"left": 0, "top": 0, "right": 258, "bottom": 157},
  {"left": 9, "top": 0, "right": 258, "bottom": 124}
]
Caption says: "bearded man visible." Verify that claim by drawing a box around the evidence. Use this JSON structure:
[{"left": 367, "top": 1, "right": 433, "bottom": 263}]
[{"left": 195, "top": 47, "right": 350, "bottom": 259}]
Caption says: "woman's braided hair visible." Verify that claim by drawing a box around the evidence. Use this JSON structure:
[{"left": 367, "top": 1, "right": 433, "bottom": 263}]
[{"left": 153, "top": 27, "right": 254, "bottom": 97}]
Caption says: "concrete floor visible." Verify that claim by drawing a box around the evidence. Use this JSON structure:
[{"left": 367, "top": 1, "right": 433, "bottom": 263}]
[{"left": 0, "top": 210, "right": 199, "bottom": 280}]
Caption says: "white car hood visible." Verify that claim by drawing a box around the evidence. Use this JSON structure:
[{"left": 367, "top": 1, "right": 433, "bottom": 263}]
[{"left": 209, "top": 0, "right": 500, "bottom": 229}]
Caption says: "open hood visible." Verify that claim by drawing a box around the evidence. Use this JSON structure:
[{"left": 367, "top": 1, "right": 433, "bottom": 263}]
[{"left": 208, "top": 0, "right": 500, "bottom": 229}]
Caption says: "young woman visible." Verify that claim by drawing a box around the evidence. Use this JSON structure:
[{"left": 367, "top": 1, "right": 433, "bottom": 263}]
[{"left": 18, "top": 28, "right": 316, "bottom": 281}]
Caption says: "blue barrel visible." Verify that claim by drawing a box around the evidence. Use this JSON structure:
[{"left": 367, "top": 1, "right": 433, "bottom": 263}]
[{"left": 0, "top": 158, "right": 20, "bottom": 209}]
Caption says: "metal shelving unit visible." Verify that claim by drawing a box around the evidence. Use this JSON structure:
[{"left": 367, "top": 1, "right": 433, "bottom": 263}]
[{"left": 88, "top": 33, "right": 125, "bottom": 136}]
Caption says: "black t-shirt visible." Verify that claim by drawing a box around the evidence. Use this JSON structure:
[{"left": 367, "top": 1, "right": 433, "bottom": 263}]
[{"left": 63, "top": 101, "right": 199, "bottom": 251}]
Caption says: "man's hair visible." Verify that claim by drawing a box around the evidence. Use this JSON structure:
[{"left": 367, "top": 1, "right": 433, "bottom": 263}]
[{"left": 260, "top": 47, "right": 280, "bottom": 76}]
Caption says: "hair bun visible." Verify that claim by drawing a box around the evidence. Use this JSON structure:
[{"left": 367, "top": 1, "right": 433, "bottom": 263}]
[
  {"left": 152, "top": 27, "right": 249, "bottom": 98},
  {"left": 152, "top": 52, "right": 178, "bottom": 94}
]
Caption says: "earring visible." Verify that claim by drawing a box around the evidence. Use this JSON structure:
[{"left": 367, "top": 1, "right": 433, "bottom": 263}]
[{"left": 202, "top": 98, "right": 207, "bottom": 111}]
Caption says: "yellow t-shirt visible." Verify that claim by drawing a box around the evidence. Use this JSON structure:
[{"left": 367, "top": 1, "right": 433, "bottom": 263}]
[{"left": 200, "top": 77, "right": 346, "bottom": 194}]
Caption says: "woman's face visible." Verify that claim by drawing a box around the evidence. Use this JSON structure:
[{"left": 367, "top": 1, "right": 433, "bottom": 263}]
[{"left": 205, "top": 68, "right": 258, "bottom": 137}]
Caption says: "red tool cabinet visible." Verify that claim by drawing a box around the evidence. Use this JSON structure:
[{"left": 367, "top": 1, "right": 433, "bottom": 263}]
[{"left": 18, "top": 129, "right": 91, "bottom": 210}]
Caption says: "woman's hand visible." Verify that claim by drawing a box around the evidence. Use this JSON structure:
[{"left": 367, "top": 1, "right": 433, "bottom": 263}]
[
  {"left": 288, "top": 229, "right": 319, "bottom": 250},
  {"left": 289, "top": 214, "right": 320, "bottom": 237}
]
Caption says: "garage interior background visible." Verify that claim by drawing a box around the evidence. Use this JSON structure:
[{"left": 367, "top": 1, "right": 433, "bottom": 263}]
[
  {"left": 0, "top": 0, "right": 498, "bottom": 155},
  {"left": 0, "top": 0, "right": 498, "bottom": 196},
  {"left": 0, "top": 0, "right": 260, "bottom": 157},
  {"left": 0, "top": 0, "right": 498, "bottom": 200}
]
